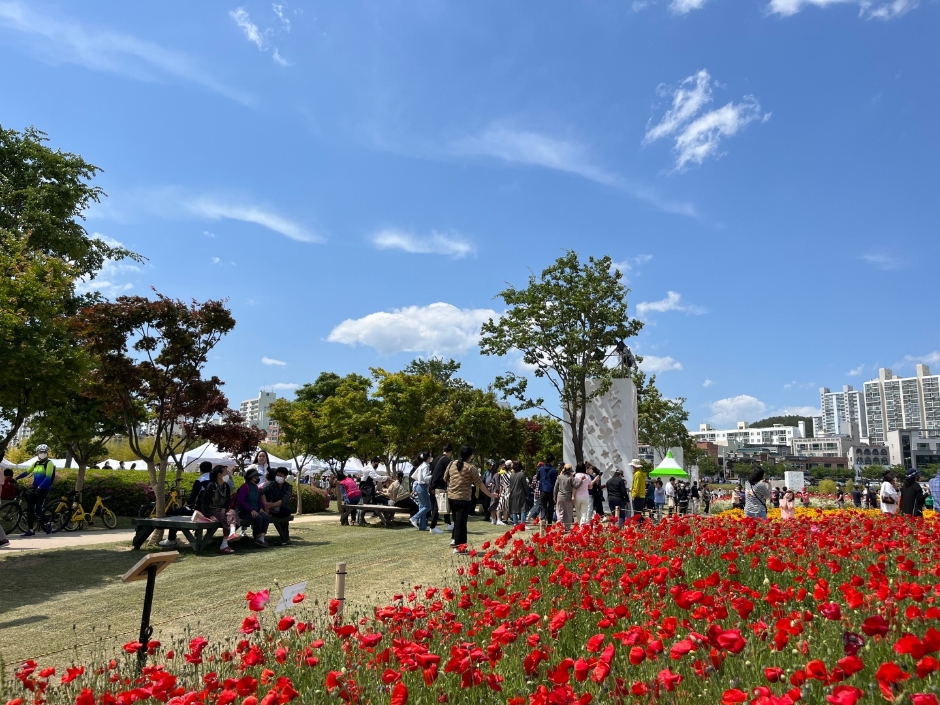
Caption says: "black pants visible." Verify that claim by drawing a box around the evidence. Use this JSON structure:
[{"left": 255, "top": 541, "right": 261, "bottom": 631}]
[
  {"left": 632, "top": 497, "right": 646, "bottom": 523},
  {"left": 26, "top": 488, "right": 49, "bottom": 530},
  {"left": 592, "top": 493, "right": 605, "bottom": 517},
  {"left": 239, "top": 510, "right": 270, "bottom": 537},
  {"left": 540, "top": 491, "right": 555, "bottom": 523},
  {"left": 394, "top": 498, "right": 419, "bottom": 514},
  {"left": 450, "top": 499, "right": 471, "bottom": 547}
]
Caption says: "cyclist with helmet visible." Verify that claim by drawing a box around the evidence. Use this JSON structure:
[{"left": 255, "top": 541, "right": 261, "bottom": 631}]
[{"left": 16, "top": 444, "right": 56, "bottom": 536}]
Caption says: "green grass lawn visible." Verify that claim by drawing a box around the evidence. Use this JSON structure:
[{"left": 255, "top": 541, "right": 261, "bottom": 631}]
[{"left": 0, "top": 514, "right": 511, "bottom": 669}]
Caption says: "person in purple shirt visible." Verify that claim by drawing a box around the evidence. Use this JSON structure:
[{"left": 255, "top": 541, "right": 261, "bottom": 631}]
[{"left": 234, "top": 468, "right": 270, "bottom": 547}]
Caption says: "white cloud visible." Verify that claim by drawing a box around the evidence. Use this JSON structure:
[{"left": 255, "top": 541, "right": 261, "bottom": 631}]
[
  {"left": 671, "top": 0, "right": 708, "bottom": 14},
  {"left": 861, "top": 252, "right": 905, "bottom": 270},
  {"left": 272, "top": 4, "right": 291, "bottom": 30},
  {"left": 328, "top": 302, "right": 498, "bottom": 356},
  {"left": 767, "top": 0, "right": 916, "bottom": 18},
  {"left": 900, "top": 351, "right": 940, "bottom": 367},
  {"left": 272, "top": 48, "right": 288, "bottom": 66},
  {"left": 783, "top": 380, "right": 815, "bottom": 389},
  {"left": 708, "top": 395, "right": 768, "bottom": 426},
  {"left": 612, "top": 254, "right": 653, "bottom": 281},
  {"left": 75, "top": 233, "right": 141, "bottom": 299},
  {"left": 267, "top": 382, "right": 299, "bottom": 391},
  {"left": 230, "top": 8, "right": 264, "bottom": 49},
  {"left": 644, "top": 69, "right": 769, "bottom": 171},
  {"left": 185, "top": 196, "right": 320, "bottom": 243},
  {"left": 0, "top": 1, "right": 252, "bottom": 104},
  {"left": 372, "top": 228, "right": 475, "bottom": 258},
  {"left": 639, "top": 355, "right": 683, "bottom": 373},
  {"left": 262, "top": 356, "right": 287, "bottom": 366},
  {"left": 636, "top": 291, "right": 706, "bottom": 317},
  {"left": 776, "top": 405, "right": 821, "bottom": 417},
  {"left": 451, "top": 124, "right": 698, "bottom": 217},
  {"left": 211, "top": 257, "right": 221, "bottom": 265},
  {"left": 703, "top": 379, "right": 714, "bottom": 387},
  {"left": 847, "top": 364, "right": 865, "bottom": 376}
]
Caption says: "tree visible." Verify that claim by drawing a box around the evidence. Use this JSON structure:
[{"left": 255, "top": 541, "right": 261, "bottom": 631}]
[
  {"left": 449, "top": 387, "right": 523, "bottom": 467},
  {"left": 751, "top": 415, "right": 815, "bottom": 437},
  {"left": 317, "top": 374, "right": 381, "bottom": 468},
  {"left": 295, "top": 372, "right": 343, "bottom": 406},
  {"left": 632, "top": 367, "right": 690, "bottom": 462},
  {"left": 480, "top": 252, "right": 642, "bottom": 465},
  {"left": 371, "top": 368, "right": 446, "bottom": 470},
  {"left": 0, "top": 125, "right": 139, "bottom": 461},
  {"left": 698, "top": 454, "right": 719, "bottom": 480},
  {"left": 818, "top": 479, "right": 837, "bottom": 495},
  {"left": 202, "top": 409, "right": 267, "bottom": 474},
  {"left": 73, "top": 293, "right": 235, "bottom": 518},
  {"left": 861, "top": 464, "right": 887, "bottom": 481},
  {"left": 29, "top": 371, "right": 124, "bottom": 492},
  {"left": 268, "top": 398, "right": 320, "bottom": 514},
  {"left": 810, "top": 465, "right": 854, "bottom": 482}
]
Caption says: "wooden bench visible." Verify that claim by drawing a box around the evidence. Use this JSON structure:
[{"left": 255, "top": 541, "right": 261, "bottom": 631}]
[
  {"left": 131, "top": 515, "right": 294, "bottom": 553},
  {"left": 351, "top": 504, "right": 414, "bottom": 528}
]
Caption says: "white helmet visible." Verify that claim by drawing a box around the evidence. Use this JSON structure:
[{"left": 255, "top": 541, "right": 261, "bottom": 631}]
[{"left": 36, "top": 444, "right": 49, "bottom": 453}]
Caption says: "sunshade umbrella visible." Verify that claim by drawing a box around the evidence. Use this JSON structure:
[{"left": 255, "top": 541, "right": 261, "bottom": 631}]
[{"left": 649, "top": 451, "right": 689, "bottom": 479}]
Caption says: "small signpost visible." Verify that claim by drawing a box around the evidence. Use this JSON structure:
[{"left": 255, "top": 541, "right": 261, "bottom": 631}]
[{"left": 122, "top": 551, "right": 180, "bottom": 669}]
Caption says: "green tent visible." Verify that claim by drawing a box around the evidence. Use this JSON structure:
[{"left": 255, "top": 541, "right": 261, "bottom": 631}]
[{"left": 649, "top": 451, "right": 689, "bottom": 479}]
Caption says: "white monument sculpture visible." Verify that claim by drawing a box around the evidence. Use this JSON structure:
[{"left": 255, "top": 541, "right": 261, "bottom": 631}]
[{"left": 562, "top": 378, "right": 639, "bottom": 484}]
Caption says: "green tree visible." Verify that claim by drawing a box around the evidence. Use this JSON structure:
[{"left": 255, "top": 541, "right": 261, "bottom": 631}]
[
  {"left": 751, "top": 415, "right": 815, "bottom": 437},
  {"left": 818, "top": 479, "right": 837, "bottom": 495},
  {"left": 73, "top": 293, "right": 234, "bottom": 518},
  {"left": 0, "top": 125, "right": 139, "bottom": 461},
  {"left": 861, "top": 464, "right": 887, "bottom": 481},
  {"left": 698, "top": 454, "right": 719, "bottom": 480},
  {"left": 449, "top": 387, "right": 523, "bottom": 467},
  {"left": 295, "top": 372, "right": 343, "bottom": 406},
  {"left": 810, "top": 465, "right": 854, "bottom": 482},
  {"left": 371, "top": 368, "right": 446, "bottom": 470},
  {"left": 317, "top": 374, "right": 381, "bottom": 468},
  {"left": 632, "top": 367, "right": 690, "bottom": 462},
  {"left": 480, "top": 252, "right": 642, "bottom": 465}
]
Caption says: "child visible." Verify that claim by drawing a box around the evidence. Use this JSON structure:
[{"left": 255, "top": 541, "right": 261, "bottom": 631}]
[{"left": 1, "top": 468, "right": 17, "bottom": 501}]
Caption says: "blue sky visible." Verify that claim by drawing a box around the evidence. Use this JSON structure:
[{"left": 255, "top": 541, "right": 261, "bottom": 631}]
[{"left": 2, "top": 0, "right": 938, "bottom": 429}]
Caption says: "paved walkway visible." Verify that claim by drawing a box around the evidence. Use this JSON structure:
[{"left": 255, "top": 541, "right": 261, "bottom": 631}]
[{"left": 1, "top": 513, "right": 342, "bottom": 552}]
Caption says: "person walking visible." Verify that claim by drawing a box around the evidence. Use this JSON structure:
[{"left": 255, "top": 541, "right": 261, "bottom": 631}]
[
  {"left": 480, "top": 460, "right": 497, "bottom": 517},
  {"left": 836, "top": 485, "right": 845, "bottom": 509},
  {"left": 743, "top": 468, "right": 771, "bottom": 520},
  {"left": 653, "top": 480, "right": 666, "bottom": 520},
  {"left": 629, "top": 459, "right": 647, "bottom": 523},
  {"left": 676, "top": 482, "right": 689, "bottom": 515},
  {"left": 900, "top": 468, "right": 925, "bottom": 517},
  {"left": 587, "top": 464, "right": 605, "bottom": 518},
  {"left": 928, "top": 472, "right": 940, "bottom": 513},
  {"left": 526, "top": 470, "right": 542, "bottom": 522},
  {"left": 664, "top": 477, "right": 677, "bottom": 516},
  {"left": 428, "top": 444, "right": 454, "bottom": 534},
  {"left": 701, "top": 481, "right": 711, "bottom": 515},
  {"left": 779, "top": 489, "right": 796, "bottom": 520},
  {"left": 604, "top": 468, "right": 628, "bottom": 525},
  {"left": 508, "top": 461, "right": 528, "bottom": 524},
  {"left": 852, "top": 484, "right": 862, "bottom": 508},
  {"left": 537, "top": 454, "right": 558, "bottom": 524},
  {"left": 442, "top": 445, "right": 494, "bottom": 554},
  {"left": 16, "top": 444, "right": 56, "bottom": 536},
  {"left": 573, "top": 463, "right": 593, "bottom": 525},
  {"left": 497, "top": 461, "right": 512, "bottom": 525},
  {"left": 410, "top": 452, "right": 433, "bottom": 530},
  {"left": 880, "top": 470, "right": 899, "bottom": 515},
  {"left": 553, "top": 464, "right": 578, "bottom": 530},
  {"left": 690, "top": 481, "right": 700, "bottom": 515}
]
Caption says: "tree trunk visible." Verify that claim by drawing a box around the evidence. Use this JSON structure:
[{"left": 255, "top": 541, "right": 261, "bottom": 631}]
[{"left": 76, "top": 463, "right": 87, "bottom": 493}]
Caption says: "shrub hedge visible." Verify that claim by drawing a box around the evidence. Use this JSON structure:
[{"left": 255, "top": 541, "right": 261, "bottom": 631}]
[{"left": 21, "top": 469, "right": 329, "bottom": 518}]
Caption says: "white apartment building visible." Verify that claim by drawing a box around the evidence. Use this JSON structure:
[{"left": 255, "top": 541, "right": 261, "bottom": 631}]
[
  {"left": 240, "top": 391, "right": 278, "bottom": 430},
  {"left": 863, "top": 365, "right": 940, "bottom": 444},
  {"left": 847, "top": 444, "right": 890, "bottom": 468},
  {"left": 819, "top": 385, "right": 867, "bottom": 438},
  {"left": 692, "top": 421, "right": 805, "bottom": 447},
  {"left": 886, "top": 429, "right": 940, "bottom": 470},
  {"left": 792, "top": 436, "right": 854, "bottom": 457}
]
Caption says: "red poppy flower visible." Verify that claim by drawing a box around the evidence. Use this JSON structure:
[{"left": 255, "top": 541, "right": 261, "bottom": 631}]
[
  {"left": 586, "top": 634, "right": 605, "bottom": 653},
  {"left": 246, "top": 590, "right": 270, "bottom": 612},
  {"left": 826, "top": 685, "right": 863, "bottom": 705},
  {"left": 875, "top": 661, "right": 911, "bottom": 684},
  {"left": 819, "top": 603, "right": 842, "bottom": 621},
  {"left": 916, "top": 656, "right": 939, "bottom": 679},
  {"left": 122, "top": 642, "right": 142, "bottom": 654},
  {"left": 381, "top": 669, "right": 401, "bottom": 685},
  {"left": 862, "top": 615, "right": 889, "bottom": 637},
  {"left": 721, "top": 689, "right": 747, "bottom": 704},
  {"left": 629, "top": 647, "right": 646, "bottom": 665},
  {"left": 764, "top": 666, "right": 784, "bottom": 683},
  {"left": 277, "top": 616, "right": 295, "bottom": 632},
  {"left": 240, "top": 616, "right": 260, "bottom": 635},
  {"left": 291, "top": 593, "right": 305, "bottom": 604},
  {"left": 390, "top": 682, "right": 408, "bottom": 705},
  {"left": 912, "top": 695, "right": 940, "bottom": 705}
]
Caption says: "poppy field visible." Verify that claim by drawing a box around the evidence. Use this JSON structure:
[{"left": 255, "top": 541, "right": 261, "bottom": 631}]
[{"left": 6, "top": 512, "right": 940, "bottom": 705}]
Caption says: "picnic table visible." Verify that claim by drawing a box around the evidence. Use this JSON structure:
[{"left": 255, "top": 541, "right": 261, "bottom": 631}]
[
  {"left": 131, "top": 515, "right": 294, "bottom": 553},
  {"left": 354, "top": 504, "right": 413, "bottom": 528}
]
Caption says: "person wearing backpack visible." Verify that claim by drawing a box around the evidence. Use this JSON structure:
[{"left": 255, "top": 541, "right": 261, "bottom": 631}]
[
  {"left": 16, "top": 444, "right": 56, "bottom": 536},
  {"left": 160, "top": 461, "right": 213, "bottom": 549}
]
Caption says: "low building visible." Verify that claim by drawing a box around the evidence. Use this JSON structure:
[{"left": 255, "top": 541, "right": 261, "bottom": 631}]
[
  {"left": 846, "top": 444, "right": 890, "bottom": 469},
  {"left": 792, "top": 436, "right": 854, "bottom": 458},
  {"left": 886, "top": 429, "right": 940, "bottom": 470},
  {"left": 692, "top": 421, "right": 805, "bottom": 447}
]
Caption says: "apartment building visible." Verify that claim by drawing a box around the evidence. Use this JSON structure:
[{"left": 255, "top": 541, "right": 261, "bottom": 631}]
[
  {"left": 819, "top": 385, "right": 867, "bottom": 438},
  {"left": 864, "top": 365, "right": 940, "bottom": 443},
  {"left": 239, "top": 391, "right": 278, "bottom": 430}
]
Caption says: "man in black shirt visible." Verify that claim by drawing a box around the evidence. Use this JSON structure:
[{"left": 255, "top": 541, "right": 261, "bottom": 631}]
[
  {"left": 605, "top": 468, "right": 628, "bottom": 525},
  {"left": 427, "top": 444, "right": 453, "bottom": 534}
]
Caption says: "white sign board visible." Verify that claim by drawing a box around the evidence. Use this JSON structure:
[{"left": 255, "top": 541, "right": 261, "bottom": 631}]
[
  {"left": 275, "top": 581, "right": 308, "bottom": 613},
  {"left": 784, "top": 471, "right": 805, "bottom": 492},
  {"left": 563, "top": 378, "right": 638, "bottom": 484}
]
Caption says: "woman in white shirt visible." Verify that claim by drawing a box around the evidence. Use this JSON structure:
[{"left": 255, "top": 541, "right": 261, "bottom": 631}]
[{"left": 880, "top": 470, "right": 899, "bottom": 515}]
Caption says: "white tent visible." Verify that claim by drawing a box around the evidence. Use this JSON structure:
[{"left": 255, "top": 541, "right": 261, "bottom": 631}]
[
  {"left": 1, "top": 457, "right": 16, "bottom": 470},
  {"left": 181, "top": 442, "right": 241, "bottom": 471},
  {"left": 96, "top": 458, "right": 146, "bottom": 469},
  {"left": 15, "top": 456, "right": 70, "bottom": 469}
]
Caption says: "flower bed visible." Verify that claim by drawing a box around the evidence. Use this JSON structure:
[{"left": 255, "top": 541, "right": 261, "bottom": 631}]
[{"left": 6, "top": 513, "right": 940, "bottom": 704}]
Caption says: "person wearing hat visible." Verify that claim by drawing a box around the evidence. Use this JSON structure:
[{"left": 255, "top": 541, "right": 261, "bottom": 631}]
[
  {"left": 604, "top": 467, "right": 628, "bottom": 526},
  {"left": 879, "top": 470, "right": 899, "bottom": 515},
  {"left": 16, "top": 443, "right": 56, "bottom": 536},
  {"left": 629, "top": 459, "right": 648, "bottom": 523},
  {"left": 900, "top": 468, "right": 925, "bottom": 517},
  {"left": 234, "top": 467, "right": 271, "bottom": 546},
  {"left": 160, "top": 460, "right": 214, "bottom": 549}
]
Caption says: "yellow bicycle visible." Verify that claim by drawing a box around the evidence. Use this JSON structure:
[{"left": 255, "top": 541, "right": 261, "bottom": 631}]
[
  {"left": 151, "top": 481, "right": 182, "bottom": 518},
  {"left": 66, "top": 483, "right": 118, "bottom": 531}
]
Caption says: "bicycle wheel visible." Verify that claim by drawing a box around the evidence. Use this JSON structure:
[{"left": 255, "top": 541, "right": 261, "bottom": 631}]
[
  {"left": 0, "top": 503, "right": 21, "bottom": 534},
  {"left": 64, "top": 506, "right": 84, "bottom": 532},
  {"left": 44, "top": 501, "right": 70, "bottom": 533},
  {"left": 101, "top": 507, "right": 118, "bottom": 529}
]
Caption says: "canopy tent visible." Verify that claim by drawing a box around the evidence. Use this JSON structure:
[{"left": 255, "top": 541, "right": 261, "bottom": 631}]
[
  {"left": 649, "top": 451, "right": 689, "bottom": 479},
  {"left": 1, "top": 457, "right": 16, "bottom": 470},
  {"left": 180, "top": 442, "right": 240, "bottom": 471},
  {"left": 14, "top": 456, "right": 71, "bottom": 470}
]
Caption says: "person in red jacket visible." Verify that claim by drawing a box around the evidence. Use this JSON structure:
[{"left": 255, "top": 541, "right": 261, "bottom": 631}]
[{"left": 1, "top": 468, "right": 17, "bottom": 501}]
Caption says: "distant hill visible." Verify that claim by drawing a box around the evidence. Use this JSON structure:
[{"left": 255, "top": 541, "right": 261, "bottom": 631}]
[{"left": 750, "top": 415, "right": 814, "bottom": 437}]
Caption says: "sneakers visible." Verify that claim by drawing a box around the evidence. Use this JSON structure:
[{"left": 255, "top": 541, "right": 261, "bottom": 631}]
[
  {"left": 496, "top": 520, "right": 507, "bottom": 526},
  {"left": 220, "top": 546, "right": 235, "bottom": 555},
  {"left": 158, "top": 539, "right": 178, "bottom": 548},
  {"left": 452, "top": 548, "right": 469, "bottom": 555},
  {"left": 43, "top": 522, "right": 53, "bottom": 535},
  {"left": 255, "top": 538, "right": 268, "bottom": 547},
  {"left": 444, "top": 524, "right": 454, "bottom": 531},
  {"left": 428, "top": 527, "right": 444, "bottom": 534},
  {"left": 0, "top": 539, "right": 10, "bottom": 548},
  {"left": 21, "top": 529, "right": 35, "bottom": 537},
  {"left": 227, "top": 533, "right": 241, "bottom": 543},
  {"left": 409, "top": 518, "right": 419, "bottom": 529},
  {"left": 450, "top": 539, "right": 456, "bottom": 546}
]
